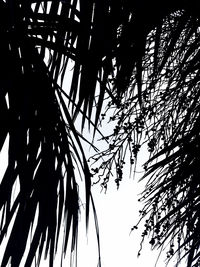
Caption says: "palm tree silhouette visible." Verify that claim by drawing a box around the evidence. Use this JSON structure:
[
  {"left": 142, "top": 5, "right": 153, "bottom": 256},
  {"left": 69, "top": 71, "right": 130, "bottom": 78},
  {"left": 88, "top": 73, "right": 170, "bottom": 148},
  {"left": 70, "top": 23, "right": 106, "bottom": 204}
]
[{"left": 0, "top": 1, "right": 200, "bottom": 267}]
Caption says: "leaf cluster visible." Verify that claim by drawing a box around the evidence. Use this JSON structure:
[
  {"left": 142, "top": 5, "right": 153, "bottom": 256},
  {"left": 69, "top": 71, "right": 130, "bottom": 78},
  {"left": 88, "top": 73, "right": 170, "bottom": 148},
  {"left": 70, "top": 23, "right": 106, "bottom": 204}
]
[
  {"left": 1, "top": 1, "right": 200, "bottom": 267},
  {"left": 90, "top": 8, "right": 200, "bottom": 267}
]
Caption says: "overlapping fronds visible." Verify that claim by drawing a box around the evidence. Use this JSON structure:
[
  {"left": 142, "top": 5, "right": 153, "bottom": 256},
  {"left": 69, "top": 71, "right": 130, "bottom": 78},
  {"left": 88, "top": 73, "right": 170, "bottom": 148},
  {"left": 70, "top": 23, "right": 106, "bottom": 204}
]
[
  {"left": 89, "top": 8, "right": 200, "bottom": 267},
  {"left": 0, "top": 2, "right": 175, "bottom": 265},
  {"left": 1, "top": 0, "right": 200, "bottom": 267},
  {"left": 0, "top": 1, "right": 96, "bottom": 266}
]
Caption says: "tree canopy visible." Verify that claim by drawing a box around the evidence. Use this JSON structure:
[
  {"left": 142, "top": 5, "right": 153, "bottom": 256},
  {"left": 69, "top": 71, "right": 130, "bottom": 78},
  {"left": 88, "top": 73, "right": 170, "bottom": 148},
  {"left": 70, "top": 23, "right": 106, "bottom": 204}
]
[{"left": 0, "top": 1, "right": 200, "bottom": 267}]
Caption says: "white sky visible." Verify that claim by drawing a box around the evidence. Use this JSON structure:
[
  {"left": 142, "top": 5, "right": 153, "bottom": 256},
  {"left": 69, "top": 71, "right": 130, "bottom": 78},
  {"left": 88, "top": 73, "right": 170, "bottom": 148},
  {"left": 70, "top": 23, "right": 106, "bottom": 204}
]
[
  {"left": 0, "top": 65, "right": 188, "bottom": 267},
  {"left": 0, "top": 127, "right": 187, "bottom": 267},
  {"left": 76, "top": 167, "right": 186, "bottom": 267},
  {"left": 73, "top": 109, "right": 187, "bottom": 267}
]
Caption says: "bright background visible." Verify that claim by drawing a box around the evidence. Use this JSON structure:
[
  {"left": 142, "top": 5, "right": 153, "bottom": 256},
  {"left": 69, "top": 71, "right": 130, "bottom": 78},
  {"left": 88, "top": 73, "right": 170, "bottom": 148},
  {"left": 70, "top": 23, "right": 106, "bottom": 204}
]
[
  {"left": 0, "top": 70, "right": 187, "bottom": 267},
  {"left": 74, "top": 123, "right": 186, "bottom": 267}
]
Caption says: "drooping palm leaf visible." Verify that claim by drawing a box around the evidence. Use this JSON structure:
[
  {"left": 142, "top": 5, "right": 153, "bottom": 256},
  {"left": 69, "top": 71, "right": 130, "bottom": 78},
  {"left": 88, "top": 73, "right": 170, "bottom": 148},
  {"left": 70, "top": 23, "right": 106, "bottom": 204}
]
[
  {"left": 2, "top": 0, "right": 200, "bottom": 267},
  {"left": 0, "top": 1, "right": 98, "bottom": 266},
  {"left": 89, "top": 6, "right": 200, "bottom": 267}
]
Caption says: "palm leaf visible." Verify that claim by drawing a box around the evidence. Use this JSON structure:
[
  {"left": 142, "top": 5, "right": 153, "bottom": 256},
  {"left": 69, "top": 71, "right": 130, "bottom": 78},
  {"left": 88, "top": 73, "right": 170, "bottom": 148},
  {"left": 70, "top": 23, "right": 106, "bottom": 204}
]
[
  {"left": 89, "top": 6, "right": 200, "bottom": 267},
  {"left": 0, "top": 1, "right": 99, "bottom": 266},
  {"left": 1, "top": 1, "right": 200, "bottom": 267}
]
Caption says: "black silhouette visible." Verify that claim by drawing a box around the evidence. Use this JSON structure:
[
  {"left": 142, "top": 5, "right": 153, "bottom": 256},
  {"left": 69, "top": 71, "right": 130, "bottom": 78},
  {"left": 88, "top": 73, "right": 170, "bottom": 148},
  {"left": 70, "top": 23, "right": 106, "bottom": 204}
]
[{"left": 0, "top": 1, "right": 200, "bottom": 267}]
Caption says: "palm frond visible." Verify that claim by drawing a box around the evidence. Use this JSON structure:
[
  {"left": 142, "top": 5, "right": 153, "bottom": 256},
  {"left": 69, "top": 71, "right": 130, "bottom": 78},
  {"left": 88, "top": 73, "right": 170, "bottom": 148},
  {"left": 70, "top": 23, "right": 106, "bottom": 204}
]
[
  {"left": 90, "top": 7, "right": 200, "bottom": 267},
  {"left": 0, "top": 1, "right": 99, "bottom": 266},
  {"left": 2, "top": 0, "right": 200, "bottom": 267}
]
